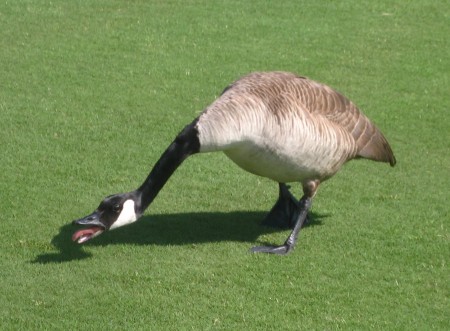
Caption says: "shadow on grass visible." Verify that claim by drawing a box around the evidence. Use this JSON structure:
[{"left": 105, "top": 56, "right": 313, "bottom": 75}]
[{"left": 32, "top": 211, "right": 326, "bottom": 264}]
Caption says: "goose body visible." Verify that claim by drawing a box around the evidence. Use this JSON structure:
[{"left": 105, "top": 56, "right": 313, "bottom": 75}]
[
  {"left": 198, "top": 72, "right": 394, "bottom": 182},
  {"left": 72, "top": 71, "right": 395, "bottom": 255}
]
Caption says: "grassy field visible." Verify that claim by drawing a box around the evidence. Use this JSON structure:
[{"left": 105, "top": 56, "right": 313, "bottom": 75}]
[{"left": 1, "top": 0, "right": 449, "bottom": 329}]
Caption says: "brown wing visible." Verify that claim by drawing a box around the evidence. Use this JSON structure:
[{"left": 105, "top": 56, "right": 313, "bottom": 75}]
[
  {"left": 290, "top": 74, "right": 396, "bottom": 166},
  {"left": 222, "top": 72, "right": 396, "bottom": 166}
]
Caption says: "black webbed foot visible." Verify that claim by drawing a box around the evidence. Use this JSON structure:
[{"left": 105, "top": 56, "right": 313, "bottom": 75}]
[
  {"left": 250, "top": 244, "right": 293, "bottom": 255},
  {"left": 253, "top": 193, "right": 314, "bottom": 255},
  {"left": 262, "top": 183, "right": 299, "bottom": 229}
]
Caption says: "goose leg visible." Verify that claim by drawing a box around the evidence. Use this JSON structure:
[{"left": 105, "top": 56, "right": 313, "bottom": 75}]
[
  {"left": 251, "top": 180, "right": 319, "bottom": 255},
  {"left": 262, "top": 183, "right": 312, "bottom": 229},
  {"left": 251, "top": 196, "right": 312, "bottom": 255},
  {"left": 261, "top": 183, "right": 299, "bottom": 229}
]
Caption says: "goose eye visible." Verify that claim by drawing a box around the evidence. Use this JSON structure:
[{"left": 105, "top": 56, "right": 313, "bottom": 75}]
[{"left": 112, "top": 204, "right": 121, "bottom": 212}]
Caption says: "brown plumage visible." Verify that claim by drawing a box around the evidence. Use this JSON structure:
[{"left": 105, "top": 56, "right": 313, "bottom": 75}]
[{"left": 197, "top": 71, "right": 395, "bottom": 184}]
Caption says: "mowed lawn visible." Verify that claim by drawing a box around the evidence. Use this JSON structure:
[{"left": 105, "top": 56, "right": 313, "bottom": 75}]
[{"left": 1, "top": 1, "right": 448, "bottom": 329}]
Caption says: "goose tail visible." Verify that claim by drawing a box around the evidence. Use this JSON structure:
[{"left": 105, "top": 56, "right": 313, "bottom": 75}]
[{"left": 357, "top": 130, "right": 396, "bottom": 167}]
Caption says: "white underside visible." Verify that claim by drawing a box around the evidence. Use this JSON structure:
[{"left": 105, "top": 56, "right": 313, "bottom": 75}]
[
  {"left": 196, "top": 99, "right": 356, "bottom": 183},
  {"left": 109, "top": 199, "right": 137, "bottom": 230},
  {"left": 223, "top": 138, "right": 320, "bottom": 183}
]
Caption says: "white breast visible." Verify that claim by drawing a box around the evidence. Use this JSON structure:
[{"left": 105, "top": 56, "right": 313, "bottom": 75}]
[{"left": 196, "top": 99, "right": 357, "bottom": 184}]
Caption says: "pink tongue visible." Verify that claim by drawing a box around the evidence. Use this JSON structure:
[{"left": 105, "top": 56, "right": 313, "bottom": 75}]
[{"left": 72, "top": 226, "right": 103, "bottom": 243}]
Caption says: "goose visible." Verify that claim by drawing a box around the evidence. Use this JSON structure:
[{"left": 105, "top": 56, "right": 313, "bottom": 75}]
[{"left": 72, "top": 71, "right": 396, "bottom": 255}]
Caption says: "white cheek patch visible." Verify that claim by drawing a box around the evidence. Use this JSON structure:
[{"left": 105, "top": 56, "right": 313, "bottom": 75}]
[{"left": 109, "top": 199, "right": 137, "bottom": 230}]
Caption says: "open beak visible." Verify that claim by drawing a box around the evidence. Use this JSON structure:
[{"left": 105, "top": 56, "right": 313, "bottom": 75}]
[{"left": 72, "top": 212, "right": 106, "bottom": 244}]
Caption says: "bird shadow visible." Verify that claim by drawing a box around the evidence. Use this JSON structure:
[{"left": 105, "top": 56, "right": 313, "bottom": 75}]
[{"left": 32, "top": 211, "right": 327, "bottom": 264}]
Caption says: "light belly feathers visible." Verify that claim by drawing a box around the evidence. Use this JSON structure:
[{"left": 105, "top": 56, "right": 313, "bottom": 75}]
[{"left": 196, "top": 106, "right": 357, "bottom": 183}]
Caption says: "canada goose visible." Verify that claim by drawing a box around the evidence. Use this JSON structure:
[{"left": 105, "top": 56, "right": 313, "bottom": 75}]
[{"left": 72, "top": 71, "right": 396, "bottom": 255}]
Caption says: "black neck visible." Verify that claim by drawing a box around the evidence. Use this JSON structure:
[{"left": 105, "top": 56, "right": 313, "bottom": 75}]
[{"left": 136, "top": 121, "right": 200, "bottom": 215}]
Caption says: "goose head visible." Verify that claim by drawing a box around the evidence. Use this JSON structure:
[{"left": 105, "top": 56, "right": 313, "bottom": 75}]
[{"left": 72, "top": 192, "right": 141, "bottom": 244}]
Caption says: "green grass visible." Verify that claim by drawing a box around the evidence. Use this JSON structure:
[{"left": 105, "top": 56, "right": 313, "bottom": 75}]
[{"left": 1, "top": 0, "right": 449, "bottom": 329}]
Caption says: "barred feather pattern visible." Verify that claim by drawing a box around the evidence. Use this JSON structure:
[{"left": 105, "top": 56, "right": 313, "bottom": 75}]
[{"left": 195, "top": 71, "right": 395, "bottom": 184}]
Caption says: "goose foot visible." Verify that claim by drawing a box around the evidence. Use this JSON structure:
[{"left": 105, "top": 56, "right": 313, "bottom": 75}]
[
  {"left": 253, "top": 195, "right": 313, "bottom": 255},
  {"left": 250, "top": 243, "right": 293, "bottom": 255},
  {"left": 262, "top": 183, "right": 299, "bottom": 229}
]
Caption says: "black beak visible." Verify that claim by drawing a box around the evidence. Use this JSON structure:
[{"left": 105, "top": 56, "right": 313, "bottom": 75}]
[
  {"left": 72, "top": 211, "right": 107, "bottom": 244},
  {"left": 72, "top": 211, "right": 105, "bottom": 229}
]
